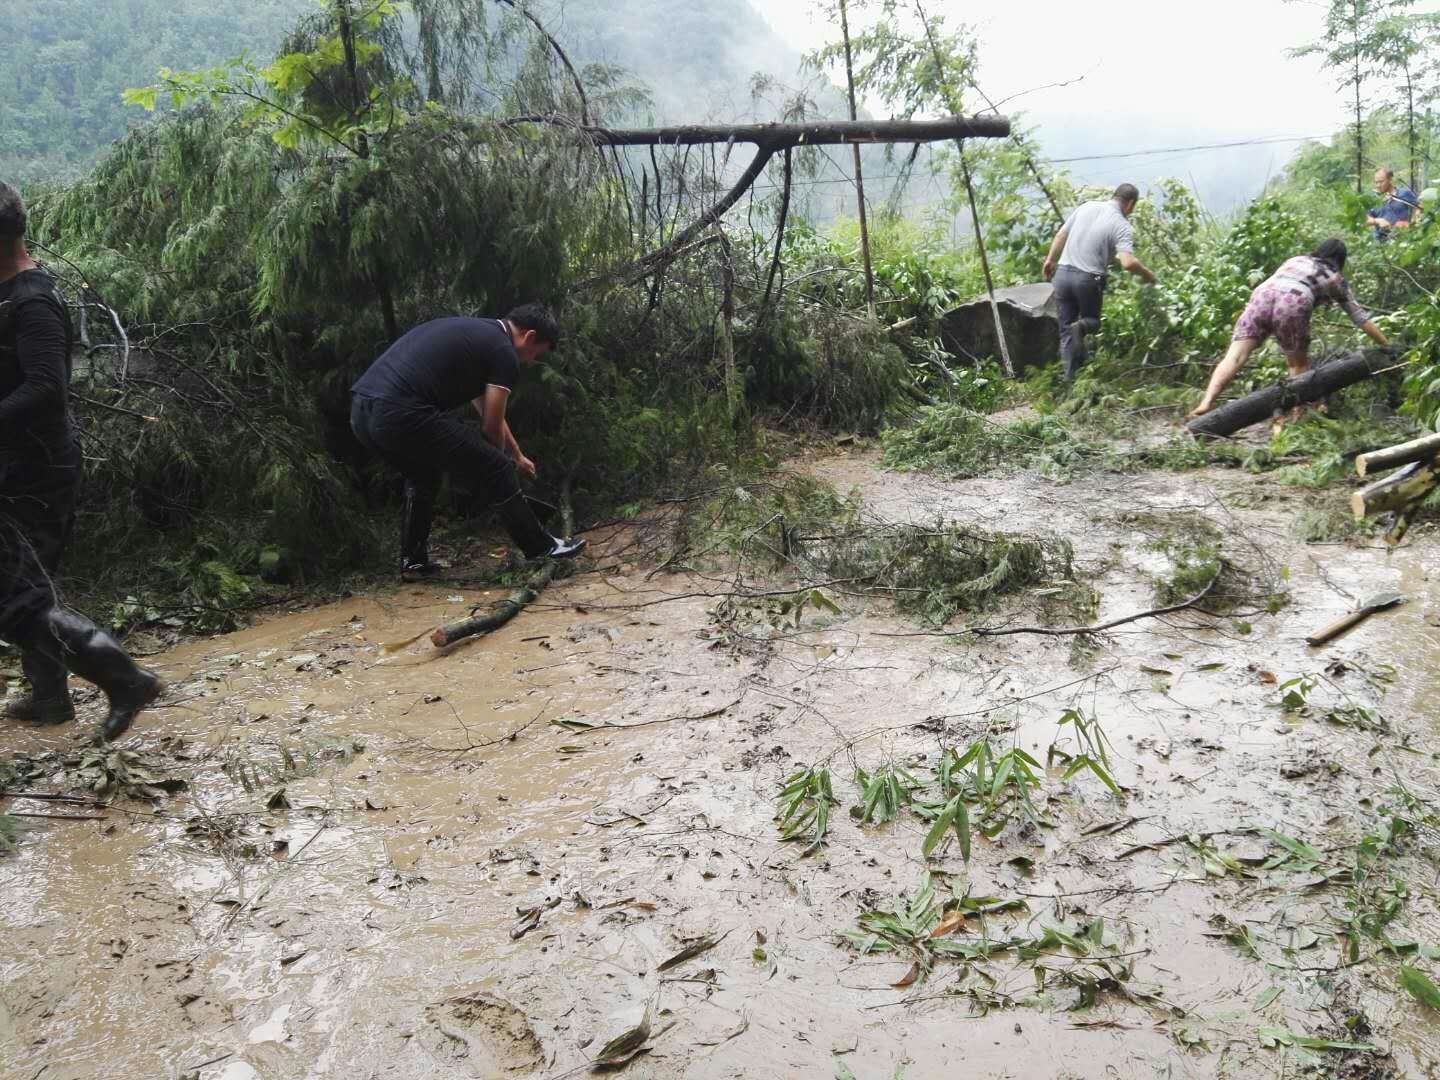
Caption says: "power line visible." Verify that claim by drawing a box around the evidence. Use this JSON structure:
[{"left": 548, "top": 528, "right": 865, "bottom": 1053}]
[
  {"left": 1046, "top": 133, "right": 1327, "bottom": 164},
  {"left": 732, "top": 132, "right": 1334, "bottom": 193}
]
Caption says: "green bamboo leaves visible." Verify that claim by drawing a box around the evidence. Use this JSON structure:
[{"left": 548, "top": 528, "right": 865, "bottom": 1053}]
[
  {"left": 1400, "top": 965, "right": 1440, "bottom": 1011},
  {"left": 776, "top": 766, "right": 837, "bottom": 851},
  {"left": 1048, "top": 708, "right": 1122, "bottom": 797},
  {"left": 922, "top": 795, "right": 970, "bottom": 861},
  {"left": 853, "top": 763, "right": 922, "bottom": 825}
]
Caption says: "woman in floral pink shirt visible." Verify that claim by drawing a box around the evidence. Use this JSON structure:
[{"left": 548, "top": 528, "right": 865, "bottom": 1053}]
[{"left": 1189, "top": 239, "right": 1389, "bottom": 418}]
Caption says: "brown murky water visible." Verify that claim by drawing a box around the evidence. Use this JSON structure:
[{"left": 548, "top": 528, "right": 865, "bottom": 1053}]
[{"left": 4, "top": 446, "right": 1440, "bottom": 1080}]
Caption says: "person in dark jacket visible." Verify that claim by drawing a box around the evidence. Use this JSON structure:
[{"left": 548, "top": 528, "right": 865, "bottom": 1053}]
[
  {"left": 350, "top": 304, "right": 585, "bottom": 574},
  {"left": 0, "top": 181, "right": 163, "bottom": 740}
]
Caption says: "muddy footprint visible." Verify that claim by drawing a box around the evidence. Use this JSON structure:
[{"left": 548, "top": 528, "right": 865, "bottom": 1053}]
[{"left": 418, "top": 992, "right": 545, "bottom": 1077}]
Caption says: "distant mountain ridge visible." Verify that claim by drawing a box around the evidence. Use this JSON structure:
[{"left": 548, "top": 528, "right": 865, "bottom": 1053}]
[
  {"left": 3, "top": 0, "right": 311, "bottom": 183},
  {"left": 3, "top": 0, "right": 820, "bottom": 186}
]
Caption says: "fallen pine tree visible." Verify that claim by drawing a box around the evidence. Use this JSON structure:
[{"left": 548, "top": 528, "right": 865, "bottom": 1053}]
[{"left": 1186, "top": 348, "right": 1394, "bottom": 438}]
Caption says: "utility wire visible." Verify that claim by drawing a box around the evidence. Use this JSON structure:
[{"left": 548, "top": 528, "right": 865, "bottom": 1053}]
[
  {"left": 1048, "top": 133, "right": 1327, "bottom": 163},
  {"left": 736, "top": 132, "right": 1331, "bottom": 193}
]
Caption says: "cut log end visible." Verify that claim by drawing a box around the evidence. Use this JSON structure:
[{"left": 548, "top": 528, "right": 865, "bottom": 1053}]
[
  {"left": 1354, "top": 433, "right": 1440, "bottom": 478},
  {"left": 1351, "top": 460, "right": 1437, "bottom": 519},
  {"left": 430, "top": 627, "right": 451, "bottom": 648}
]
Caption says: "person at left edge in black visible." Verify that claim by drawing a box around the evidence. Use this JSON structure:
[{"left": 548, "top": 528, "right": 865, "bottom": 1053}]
[{"left": 0, "top": 181, "right": 163, "bottom": 741}]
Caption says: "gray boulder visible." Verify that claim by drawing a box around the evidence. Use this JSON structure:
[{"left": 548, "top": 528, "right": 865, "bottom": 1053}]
[{"left": 939, "top": 283, "right": 1057, "bottom": 376}]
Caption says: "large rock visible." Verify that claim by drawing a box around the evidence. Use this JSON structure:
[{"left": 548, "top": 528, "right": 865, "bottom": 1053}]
[{"left": 939, "top": 283, "right": 1057, "bottom": 375}]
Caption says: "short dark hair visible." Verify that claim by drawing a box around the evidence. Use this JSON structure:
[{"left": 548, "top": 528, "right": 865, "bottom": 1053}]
[
  {"left": 0, "top": 182, "right": 26, "bottom": 240},
  {"left": 1377, "top": 167, "right": 1395, "bottom": 181},
  {"left": 1311, "top": 237, "right": 1348, "bottom": 271},
  {"left": 506, "top": 302, "right": 561, "bottom": 347},
  {"left": 1114, "top": 183, "right": 1140, "bottom": 204}
]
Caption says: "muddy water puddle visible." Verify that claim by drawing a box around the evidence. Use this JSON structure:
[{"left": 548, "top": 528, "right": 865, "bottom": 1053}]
[{"left": 4, "top": 453, "right": 1440, "bottom": 1079}]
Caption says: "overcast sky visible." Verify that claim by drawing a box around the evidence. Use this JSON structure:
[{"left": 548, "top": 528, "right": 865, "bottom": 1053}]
[{"left": 754, "top": 0, "right": 1440, "bottom": 208}]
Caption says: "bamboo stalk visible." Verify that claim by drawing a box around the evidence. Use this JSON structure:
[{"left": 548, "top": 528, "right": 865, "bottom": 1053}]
[{"left": 429, "top": 562, "right": 560, "bottom": 647}]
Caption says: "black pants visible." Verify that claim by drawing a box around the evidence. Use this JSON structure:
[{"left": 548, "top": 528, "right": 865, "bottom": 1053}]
[
  {"left": 0, "top": 440, "right": 81, "bottom": 642},
  {"left": 350, "top": 394, "right": 520, "bottom": 565},
  {"left": 1052, "top": 266, "right": 1106, "bottom": 380}
]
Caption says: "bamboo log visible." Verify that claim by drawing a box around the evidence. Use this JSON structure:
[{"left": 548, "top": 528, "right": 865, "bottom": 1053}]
[
  {"left": 1355, "top": 432, "right": 1440, "bottom": 476},
  {"left": 1350, "top": 459, "right": 1440, "bottom": 519},
  {"left": 1187, "top": 350, "right": 1391, "bottom": 438},
  {"left": 430, "top": 562, "right": 560, "bottom": 647},
  {"left": 429, "top": 472, "right": 578, "bottom": 648}
]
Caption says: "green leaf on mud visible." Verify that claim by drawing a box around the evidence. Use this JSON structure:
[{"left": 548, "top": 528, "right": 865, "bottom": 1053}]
[
  {"left": 551, "top": 715, "right": 602, "bottom": 731},
  {"left": 1258, "top": 1026, "right": 1375, "bottom": 1052},
  {"left": 656, "top": 930, "right": 728, "bottom": 973},
  {"left": 922, "top": 795, "right": 970, "bottom": 862},
  {"left": 593, "top": 1005, "right": 652, "bottom": 1067},
  {"left": 1400, "top": 965, "right": 1440, "bottom": 1011},
  {"left": 1258, "top": 828, "right": 1324, "bottom": 865},
  {"left": 1254, "top": 986, "right": 1282, "bottom": 1010}
]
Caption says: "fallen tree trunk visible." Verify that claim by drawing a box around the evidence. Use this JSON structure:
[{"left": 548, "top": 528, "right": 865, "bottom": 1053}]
[
  {"left": 1350, "top": 458, "right": 1440, "bottom": 519},
  {"left": 1186, "top": 350, "right": 1390, "bottom": 438},
  {"left": 505, "top": 116, "right": 1012, "bottom": 147},
  {"left": 512, "top": 114, "right": 1008, "bottom": 289},
  {"left": 1355, "top": 432, "right": 1440, "bottom": 476}
]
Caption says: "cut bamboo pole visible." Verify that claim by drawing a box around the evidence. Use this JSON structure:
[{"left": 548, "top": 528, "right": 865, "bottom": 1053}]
[
  {"left": 1350, "top": 459, "right": 1440, "bottom": 519},
  {"left": 1355, "top": 432, "right": 1440, "bottom": 476},
  {"left": 430, "top": 562, "right": 560, "bottom": 647}
]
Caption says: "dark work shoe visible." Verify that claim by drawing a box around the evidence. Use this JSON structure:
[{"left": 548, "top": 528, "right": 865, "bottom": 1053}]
[
  {"left": 99, "top": 669, "right": 164, "bottom": 742},
  {"left": 400, "top": 559, "right": 447, "bottom": 577},
  {"left": 5, "top": 691, "right": 76, "bottom": 725}
]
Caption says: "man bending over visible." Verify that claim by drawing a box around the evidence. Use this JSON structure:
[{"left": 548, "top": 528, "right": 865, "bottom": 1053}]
[{"left": 350, "top": 304, "right": 585, "bottom": 574}]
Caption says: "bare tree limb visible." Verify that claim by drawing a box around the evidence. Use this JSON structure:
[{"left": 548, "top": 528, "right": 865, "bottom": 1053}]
[
  {"left": 874, "top": 572, "right": 1222, "bottom": 639},
  {"left": 493, "top": 0, "right": 591, "bottom": 126},
  {"left": 760, "top": 147, "right": 793, "bottom": 320}
]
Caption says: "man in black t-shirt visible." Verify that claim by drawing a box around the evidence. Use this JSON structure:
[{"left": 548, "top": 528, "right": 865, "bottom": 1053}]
[
  {"left": 350, "top": 303, "right": 585, "bottom": 572},
  {"left": 0, "top": 181, "right": 163, "bottom": 741}
]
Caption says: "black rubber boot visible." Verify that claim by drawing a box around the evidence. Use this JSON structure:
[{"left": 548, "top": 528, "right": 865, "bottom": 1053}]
[
  {"left": 525, "top": 495, "right": 559, "bottom": 528},
  {"left": 4, "top": 648, "right": 76, "bottom": 725},
  {"left": 21, "top": 608, "right": 163, "bottom": 741},
  {"left": 497, "top": 493, "right": 587, "bottom": 560},
  {"left": 399, "top": 479, "right": 439, "bottom": 575},
  {"left": 1064, "top": 317, "right": 1102, "bottom": 379}
]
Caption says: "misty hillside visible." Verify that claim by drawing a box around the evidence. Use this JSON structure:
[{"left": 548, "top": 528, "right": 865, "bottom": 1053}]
[
  {"left": 3, "top": 0, "right": 311, "bottom": 183},
  {"left": 3, "top": 0, "right": 826, "bottom": 185}
]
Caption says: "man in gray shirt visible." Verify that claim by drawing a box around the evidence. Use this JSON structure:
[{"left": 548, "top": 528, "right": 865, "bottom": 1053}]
[{"left": 1042, "top": 183, "right": 1156, "bottom": 379}]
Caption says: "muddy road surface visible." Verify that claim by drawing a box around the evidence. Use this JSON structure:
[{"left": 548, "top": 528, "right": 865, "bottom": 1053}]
[{"left": 4, "top": 445, "right": 1440, "bottom": 1080}]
